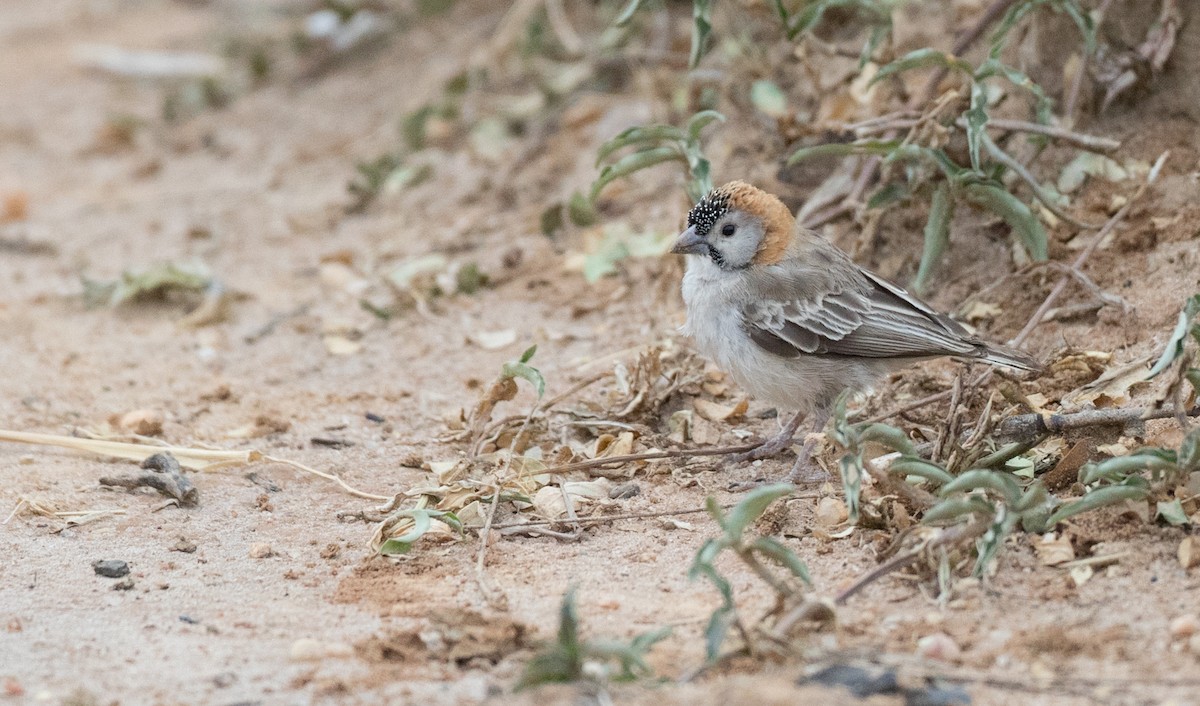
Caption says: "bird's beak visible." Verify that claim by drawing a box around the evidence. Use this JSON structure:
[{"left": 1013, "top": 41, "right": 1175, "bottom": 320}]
[{"left": 671, "top": 225, "right": 706, "bottom": 256}]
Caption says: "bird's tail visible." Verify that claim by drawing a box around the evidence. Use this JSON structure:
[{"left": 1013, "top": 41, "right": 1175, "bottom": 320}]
[{"left": 980, "top": 343, "right": 1041, "bottom": 372}]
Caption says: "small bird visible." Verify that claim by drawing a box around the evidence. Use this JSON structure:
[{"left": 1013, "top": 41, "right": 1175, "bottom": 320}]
[{"left": 672, "top": 180, "right": 1039, "bottom": 484}]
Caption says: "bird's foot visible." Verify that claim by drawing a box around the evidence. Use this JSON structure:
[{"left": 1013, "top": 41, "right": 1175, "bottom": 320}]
[
  {"left": 725, "top": 461, "right": 829, "bottom": 492},
  {"left": 783, "top": 456, "right": 830, "bottom": 485},
  {"left": 725, "top": 431, "right": 798, "bottom": 465},
  {"left": 725, "top": 411, "right": 807, "bottom": 465},
  {"left": 726, "top": 431, "right": 830, "bottom": 492}
]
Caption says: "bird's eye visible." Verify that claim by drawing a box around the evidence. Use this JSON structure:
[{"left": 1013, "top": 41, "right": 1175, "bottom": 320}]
[{"left": 720, "top": 224, "right": 736, "bottom": 237}]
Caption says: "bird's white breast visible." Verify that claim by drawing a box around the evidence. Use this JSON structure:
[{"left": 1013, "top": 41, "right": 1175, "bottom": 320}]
[{"left": 679, "top": 257, "right": 881, "bottom": 414}]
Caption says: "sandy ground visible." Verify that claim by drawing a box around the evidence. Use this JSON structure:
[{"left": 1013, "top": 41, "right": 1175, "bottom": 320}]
[{"left": 3, "top": 2, "right": 1200, "bottom": 705}]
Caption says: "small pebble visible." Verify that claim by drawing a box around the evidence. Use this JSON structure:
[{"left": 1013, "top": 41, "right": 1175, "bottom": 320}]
[
  {"left": 1179, "top": 537, "right": 1199, "bottom": 569},
  {"left": 112, "top": 577, "right": 135, "bottom": 591},
  {"left": 93, "top": 560, "right": 130, "bottom": 578},
  {"left": 1169, "top": 614, "right": 1199, "bottom": 639},
  {"left": 609, "top": 482, "right": 640, "bottom": 499},
  {"left": 290, "top": 638, "right": 324, "bottom": 661},
  {"left": 916, "top": 632, "right": 961, "bottom": 662},
  {"left": 118, "top": 409, "right": 164, "bottom": 436},
  {"left": 248, "top": 542, "right": 274, "bottom": 559},
  {"left": 815, "top": 497, "right": 848, "bottom": 528},
  {"left": 171, "top": 537, "right": 198, "bottom": 553},
  {"left": 289, "top": 639, "right": 353, "bottom": 661}
]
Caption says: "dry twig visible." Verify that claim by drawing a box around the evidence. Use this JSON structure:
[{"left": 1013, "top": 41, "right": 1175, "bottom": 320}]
[{"left": 996, "top": 405, "right": 1200, "bottom": 441}]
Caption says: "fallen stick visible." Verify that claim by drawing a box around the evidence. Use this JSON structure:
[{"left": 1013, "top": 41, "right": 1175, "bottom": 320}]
[{"left": 995, "top": 405, "right": 1200, "bottom": 441}]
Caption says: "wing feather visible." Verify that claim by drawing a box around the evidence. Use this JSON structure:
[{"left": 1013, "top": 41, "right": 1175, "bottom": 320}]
[{"left": 741, "top": 262, "right": 985, "bottom": 360}]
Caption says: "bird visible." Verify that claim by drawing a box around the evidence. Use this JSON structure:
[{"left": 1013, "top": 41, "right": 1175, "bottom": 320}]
[{"left": 672, "top": 180, "right": 1040, "bottom": 485}]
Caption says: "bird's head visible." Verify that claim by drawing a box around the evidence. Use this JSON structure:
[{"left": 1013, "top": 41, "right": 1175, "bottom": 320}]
[{"left": 672, "top": 181, "right": 795, "bottom": 270}]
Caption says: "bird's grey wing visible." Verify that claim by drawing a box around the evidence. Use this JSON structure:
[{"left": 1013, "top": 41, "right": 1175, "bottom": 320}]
[{"left": 741, "top": 264, "right": 982, "bottom": 360}]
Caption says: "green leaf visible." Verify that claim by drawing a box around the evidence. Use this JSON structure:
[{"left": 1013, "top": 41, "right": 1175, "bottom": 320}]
[
  {"left": 1080, "top": 451, "right": 1177, "bottom": 485},
  {"left": 973, "top": 440, "right": 1041, "bottom": 469},
  {"left": 870, "top": 48, "right": 972, "bottom": 86},
  {"left": 787, "top": 0, "right": 894, "bottom": 42},
  {"left": 890, "top": 457, "right": 955, "bottom": 486},
  {"left": 1060, "top": 0, "right": 1097, "bottom": 54},
  {"left": 988, "top": 0, "right": 1044, "bottom": 57},
  {"left": 839, "top": 452, "right": 863, "bottom": 525},
  {"left": 974, "top": 505, "right": 1016, "bottom": 576},
  {"left": 965, "top": 81, "right": 988, "bottom": 172},
  {"left": 857, "top": 423, "right": 915, "bottom": 454},
  {"left": 540, "top": 202, "right": 565, "bottom": 237},
  {"left": 703, "top": 496, "right": 727, "bottom": 529},
  {"left": 768, "top": 0, "right": 791, "bottom": 27},
  {"left": 914, "top": 182, "right": 953, "bottom": 294},
  {"left": 1178, "top": 426, "right": 1200, "bottom": 473},
  {"left": 613, "top": 0, "right": 646, "bottom": 27},
  {"left": 963, "top": 182, "right": 1048, "bottom": 260},
  {"left": 502, "top": 356, "right": 545, "bottom": 399},
  {"left": 750, "top": 536, "right": 812, "bottom": 585},
  {"left": 1148, "top": 295, "right": 1200, "bottom": 377},
  {"left": 859, "top": 22, "right": 891, "bottom": 68},
  {"left": 687, "top": 157, "right": 713, "bottom": 202},
  {"left": 922, "top": 496, "right": 995, "bottom": 524},
  {"left": 401, "top": 105, "right": 436, "bottom": 150},
  {"left": 975, "top": 59, "right": 1052, "bottom": 125},
  {"left": 98, "top": 262, "right": 213, "bottom": 307},
  {"left": 594, "top": 125, "right": 686, "bottom": 166},
  {"left": 590, "top": 146, "right": 682, "bottom": 201},
  {"left": 702, "top": 605, "right": 733, "bottom": 663},
  {"left": 750, "top": 80, "right": 788, "bottom": 118},
  {"left": 1014, "top": 479, "right": 1049, "bottom": 513},
  {"left": 568, "top": 191, "right": 599, "bottom": 226},
  {"left": 786, "top": 139, "right": 900, "bottom": 165},
  {"left": 689, "top": 0, "right": 714, "bottom": 69},
  {"left": 939, "top": 468, "right": 1022, "bottom": 505},
  {"left": 1046, "top": 484, "right": 1150, "bottom": 526},
  {"left": 686, "top": 109, "right": 726, "bottom": 142},
  {"left": 1187, "top": 368, "right": 1200, "bottom": 397},
  {"left": 556, "top": 587, "right": 581, "bottom": 656},
  {"left": 866, "top": 181, "right": 911, "bottom": 210},
  {"left": 514, "top": 588, "right": 584, "bottom": 690},
  {"left": 723, "top": 483, "right": 794, "bottom": 541},
  {"left": 1156, "top": 498, "right": 1190, "bottom": 526},
  {"left": 378, "top": 509, "right": 434, "bottom": 555}
]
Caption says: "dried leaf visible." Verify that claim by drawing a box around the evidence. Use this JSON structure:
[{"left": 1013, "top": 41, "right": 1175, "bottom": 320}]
[
  {"left": 750, "top": 80, "right": 788, "bottom": 119},
  {"left": 692, "top": 398, "right": 748, "bottom": 423},
  {"left": 323, "top": 335, "right": 362, "bottom": 356},
  {"left": 532, "top": 479, "right": 611, "bottom": 519},
  {"left": 1035, "top": 533, "right": 1075, "bottom": 566},
  {"left": 471, "top": 329, "right": 517, "bottom": 350},
  {"left": 1061, "top": 355, "right": 1155, "bottom": 407},
  {"left": 1057, "top": 153, "right": 1129, "bottom": 194},
  {"left": 962, "top": 301, "right": 1003, "bottom": 323},
  {"left": 1069, "top": 564, "right": 1094, "bottom": 587}
]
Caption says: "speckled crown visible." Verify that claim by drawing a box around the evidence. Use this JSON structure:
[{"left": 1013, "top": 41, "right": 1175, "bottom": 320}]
[{"left": 687, "top": 181, "right": 795, "bottom": 264}]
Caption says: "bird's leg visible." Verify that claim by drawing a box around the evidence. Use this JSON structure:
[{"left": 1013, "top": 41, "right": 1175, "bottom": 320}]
[
  {"left": 728, "top": 410, "right": 806, "bottom": 464},
  {"left": 783, "top": 409, "right": 833, "bottom": 484}
]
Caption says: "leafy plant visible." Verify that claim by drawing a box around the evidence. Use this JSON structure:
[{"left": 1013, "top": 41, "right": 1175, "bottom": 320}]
[
  {"left": 374, "top": 346, "right": 544, "bottom": 555},
  {"left": 606, "top": 0, "right": 1100, "bottom": 292},
  {"left": 591, "top": 110, "right": 725, "bottom": 203},
  {"left": 785, "top": 23, "right": 1112, "bottom": 292},
  {"left": 829, "top": 368, "right": 1200, "bottom": 578},
  {"left": 689, "top": 484, "right": 814, "bottom": 662},
  {"left": 378, "top": 507, "right": 463, "bottom": 555},
  {"left": 516, "top": 588, "right": 671, "bottom": 690},
  {"left": 773, "top": 0, "right": 898, "bottom": 66}
]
